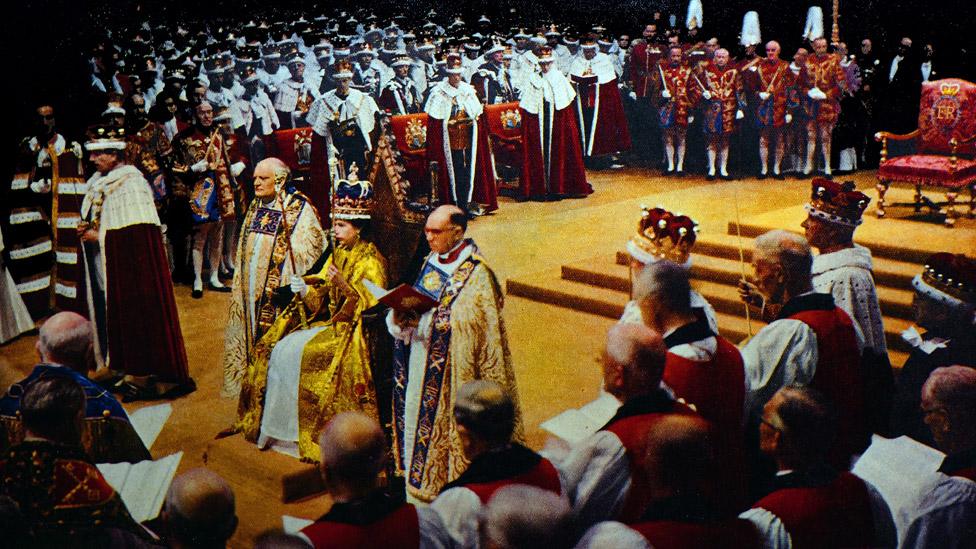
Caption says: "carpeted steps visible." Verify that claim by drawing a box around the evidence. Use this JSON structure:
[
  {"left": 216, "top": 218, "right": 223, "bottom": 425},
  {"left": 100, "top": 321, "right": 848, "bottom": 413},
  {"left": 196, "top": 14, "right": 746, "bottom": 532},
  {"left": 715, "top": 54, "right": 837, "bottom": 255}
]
[{"left": 507, "top": 230, "right": 919, "bottom": 366}]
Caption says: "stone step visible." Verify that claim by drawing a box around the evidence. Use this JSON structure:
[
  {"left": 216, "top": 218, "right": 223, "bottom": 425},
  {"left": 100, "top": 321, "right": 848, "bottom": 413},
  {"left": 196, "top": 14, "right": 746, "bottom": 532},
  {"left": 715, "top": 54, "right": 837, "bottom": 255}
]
[
  {"left": 560, "top": 257, "right": 915, "bottom": 354},
  {"left": 619, "top": 232, "right": 922, "bottom": 291},
  {"left": 731, "top": 221, "right": 934, "bottom": 264},
  {"left": 576, "top": 255, "right": 915, "bottom": 322},
  {"left": 506, "top": 268, "right": 910, "bottom": 366},
  {"left": 506, "top": 269, "right": 629, "bottom": 320}
]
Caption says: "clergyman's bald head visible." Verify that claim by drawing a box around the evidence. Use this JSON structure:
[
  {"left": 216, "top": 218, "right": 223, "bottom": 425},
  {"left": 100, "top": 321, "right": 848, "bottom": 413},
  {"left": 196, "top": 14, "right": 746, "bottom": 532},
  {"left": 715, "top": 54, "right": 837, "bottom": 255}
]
[
  {"left": 37, "top": 311, "right": 92, "bottom": 372},
  {"left": 164, "top": 468, "right": 237, "bottom": 545},
  {"left": 318, "top": 412, "right": 387, "bottom": 488}
]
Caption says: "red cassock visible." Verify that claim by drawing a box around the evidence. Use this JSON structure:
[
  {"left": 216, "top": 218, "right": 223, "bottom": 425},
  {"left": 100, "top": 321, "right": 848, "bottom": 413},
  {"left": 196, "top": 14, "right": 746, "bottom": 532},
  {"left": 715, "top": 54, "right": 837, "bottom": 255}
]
[
  {"left": 782, "top": 294, "right": 869, "bottom": 466},
  {"left": 631, "top": 518, "right": 762, "bottom": 549},
  {"left": 518, "top": 70, "right": 591, "bottom": 199},
  {"left": 602, "top": 395, "right": 699, "bottom": 523},
  {"left": 424, "top": 81, "right": 498, "bottom": 212},
  {"left": 439, "top": 443, "right": 562, "bottom": 503},
  {"left": 752, "top": 472, "right": 877, "bottom": 549},
  {"left": 663, "top": 333, "right": 747, "bottom": 510},
  {"left": 568, "top": 54, "right": 632, "bottom": 157},
  {"left": 301, "top": 500, "right": 421, "bottom": 549}
]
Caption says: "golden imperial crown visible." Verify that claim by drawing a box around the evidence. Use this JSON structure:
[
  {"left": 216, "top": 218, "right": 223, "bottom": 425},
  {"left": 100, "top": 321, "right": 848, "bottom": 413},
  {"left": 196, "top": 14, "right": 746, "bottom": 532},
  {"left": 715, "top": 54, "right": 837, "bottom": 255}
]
[
  {"left": 332, "top": 165, "right": 374, "bottom": 220},
  {"left": 627, "top": 205, "right": 699, "bottom": 266}
]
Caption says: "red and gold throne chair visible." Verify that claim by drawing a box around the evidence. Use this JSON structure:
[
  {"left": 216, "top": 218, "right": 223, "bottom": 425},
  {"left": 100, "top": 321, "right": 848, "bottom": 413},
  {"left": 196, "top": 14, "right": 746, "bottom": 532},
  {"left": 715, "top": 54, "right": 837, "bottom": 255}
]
[{"left": 875, "top": 78, "right": 976, "bottom": 227}]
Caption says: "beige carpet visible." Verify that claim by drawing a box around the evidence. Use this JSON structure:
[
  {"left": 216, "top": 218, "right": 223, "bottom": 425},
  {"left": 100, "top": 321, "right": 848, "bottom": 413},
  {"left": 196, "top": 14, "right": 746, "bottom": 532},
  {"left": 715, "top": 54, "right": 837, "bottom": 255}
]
[{"left": 1, "top": 169, "right": 971, "bottom": 546}]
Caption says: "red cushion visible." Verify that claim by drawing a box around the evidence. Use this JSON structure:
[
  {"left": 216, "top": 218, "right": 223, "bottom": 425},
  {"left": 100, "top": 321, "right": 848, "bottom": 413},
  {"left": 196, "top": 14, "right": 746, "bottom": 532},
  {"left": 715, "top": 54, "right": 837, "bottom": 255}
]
[
  {"left": 917, "top": 79, "right": 976, "bottom": 156},
  {"left": 878, "top": 154, "right": 976, "bottom": 189}
]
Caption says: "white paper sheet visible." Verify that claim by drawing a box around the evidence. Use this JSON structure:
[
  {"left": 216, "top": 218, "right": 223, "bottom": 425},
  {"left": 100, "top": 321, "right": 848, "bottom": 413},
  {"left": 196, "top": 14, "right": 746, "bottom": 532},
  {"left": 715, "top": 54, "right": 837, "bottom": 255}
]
[
  {"left": 282, "top": 515, "right": 314, "bottom": 535},
  {"left": 97, "top": 452, "right": 183, "bottom": 523},
  {"left": 128, "top": 403, "right": 173, "bottom": 450},
  {"left": 852, "top": 435, "right": 945, "bottom": 540},
  {"left": 540, "top": 391, "right": 621, "bottom": 445}
]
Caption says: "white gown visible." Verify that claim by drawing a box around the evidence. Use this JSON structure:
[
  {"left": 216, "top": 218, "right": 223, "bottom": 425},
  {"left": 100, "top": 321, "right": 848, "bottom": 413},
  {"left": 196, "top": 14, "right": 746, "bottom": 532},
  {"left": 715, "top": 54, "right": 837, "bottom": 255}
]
[{"left": 0, "top": 226, "right": 35, "bottom": 343}]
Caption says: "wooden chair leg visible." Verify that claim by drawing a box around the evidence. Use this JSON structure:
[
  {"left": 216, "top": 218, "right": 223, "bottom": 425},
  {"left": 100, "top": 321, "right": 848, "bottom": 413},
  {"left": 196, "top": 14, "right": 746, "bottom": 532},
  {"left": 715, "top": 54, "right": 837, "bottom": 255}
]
[
  {"left": 944, "top": 191, "right": 958, "bottom": 227},
  {"left": 875, "top": 181, "right": 890, "bottom": 218},
  {"left": 914, "top": 184, "right": 923, "bottom": 213}
]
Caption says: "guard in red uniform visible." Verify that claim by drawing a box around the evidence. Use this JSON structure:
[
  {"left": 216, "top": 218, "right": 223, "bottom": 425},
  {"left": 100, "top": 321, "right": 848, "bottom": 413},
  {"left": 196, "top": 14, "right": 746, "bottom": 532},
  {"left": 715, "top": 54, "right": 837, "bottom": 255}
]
[
  {"left": 692, "top": 48, "right": 746, "bottom": 180},
  {"left": 752, "top": 41, "right": 791, "bottom": 178},
  {"left": 654, "top": 46, "right": 695, "bottom": 174},
  {"left": 803, "top": 37, "right": 847, "bottom": 176}
]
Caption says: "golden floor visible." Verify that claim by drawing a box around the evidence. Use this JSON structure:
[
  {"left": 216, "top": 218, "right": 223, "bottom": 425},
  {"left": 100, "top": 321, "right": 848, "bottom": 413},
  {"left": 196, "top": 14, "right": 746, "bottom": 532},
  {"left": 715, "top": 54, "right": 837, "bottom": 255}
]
[{"left": 1, "top": 168, "right": 973, "bottom": 547}]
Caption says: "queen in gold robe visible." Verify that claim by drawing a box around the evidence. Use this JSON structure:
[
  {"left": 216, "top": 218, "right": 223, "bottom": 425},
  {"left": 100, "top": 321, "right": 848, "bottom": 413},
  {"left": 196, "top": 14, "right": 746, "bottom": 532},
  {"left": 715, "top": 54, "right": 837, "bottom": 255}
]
[{"left": 234, "top": 173, "right": 386, "bottom": 461}]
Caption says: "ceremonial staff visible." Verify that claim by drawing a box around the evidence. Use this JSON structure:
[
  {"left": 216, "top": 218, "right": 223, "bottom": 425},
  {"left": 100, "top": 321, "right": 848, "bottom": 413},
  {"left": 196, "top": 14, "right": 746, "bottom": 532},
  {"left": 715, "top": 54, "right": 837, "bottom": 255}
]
[
  {"left": 733, "top": 185, "right": 753, "bottom": 337},
  {"left": 274, "top": 171, "right": 309, "bottom": 329}
]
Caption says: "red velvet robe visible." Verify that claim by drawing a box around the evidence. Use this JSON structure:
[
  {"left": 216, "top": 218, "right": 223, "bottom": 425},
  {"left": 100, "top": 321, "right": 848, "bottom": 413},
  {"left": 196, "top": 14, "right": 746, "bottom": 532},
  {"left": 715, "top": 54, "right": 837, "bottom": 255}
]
[
  {"left": 102, "top": 223, "right": 190, "bottom": 382},
  {"left": 519, "top": 106, "right": 591, "bottom": 199},
  {"left": 425, "top": 116, "right": 498, "bottom": 212},
  {"left": 572, "top": 77, "right": 633, "bottom": 157}
]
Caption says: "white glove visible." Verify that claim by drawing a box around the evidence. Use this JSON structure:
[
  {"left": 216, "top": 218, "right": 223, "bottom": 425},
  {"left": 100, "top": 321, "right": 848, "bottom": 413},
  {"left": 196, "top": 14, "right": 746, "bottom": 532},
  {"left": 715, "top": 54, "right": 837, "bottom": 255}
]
[
  {"left": 30, "top": 179, "right": 52, "bottom": 194},
  {"left": 736, "top": 109, "right": 745, "bottom": 120},
  {"left": 290, "top": 275, "right": 307, "bottom": 297},
  {"left": 749, "top": 66, "right": 758, "bottom": 72},
  {"left": 688, "top": 115, "right": 695, "bottom": 124},
  {"left": 231, "top": 161, "right": 246, "bottom": 177},
  {"left": 191, "top": 159, "right": 209, "bottom": 173},
  {"left": 702, "top": 90, "right": 712, "bottom": 100},
  {"left": 808, "top": 87, "right": 827, "bottom": 100},
  {"left": 759, "top": 91, "right": 770, "bottom": 101},
  {"left": 662, "top": 89, "right": 672, "bottom": 99},
  {"left": 785, "top": 113, "right": 794, "bottom": 124},
  {"left": 628, "top": 91, "right": 637, "bottom": 100}
]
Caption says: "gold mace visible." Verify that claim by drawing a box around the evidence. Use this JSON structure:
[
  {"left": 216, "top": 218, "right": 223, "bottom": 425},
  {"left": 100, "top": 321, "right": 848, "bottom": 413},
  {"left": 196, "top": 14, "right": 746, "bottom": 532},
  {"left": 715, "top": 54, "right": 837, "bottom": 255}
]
[{"left": 831, "top": 0, "right": 841, "bottom": 45}]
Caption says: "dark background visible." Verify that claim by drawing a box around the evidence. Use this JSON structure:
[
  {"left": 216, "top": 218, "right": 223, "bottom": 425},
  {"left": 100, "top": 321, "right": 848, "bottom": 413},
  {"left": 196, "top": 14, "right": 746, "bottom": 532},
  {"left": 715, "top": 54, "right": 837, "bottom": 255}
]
[{"left": 4, "top": 0, "right": 974, "bottom": 162}]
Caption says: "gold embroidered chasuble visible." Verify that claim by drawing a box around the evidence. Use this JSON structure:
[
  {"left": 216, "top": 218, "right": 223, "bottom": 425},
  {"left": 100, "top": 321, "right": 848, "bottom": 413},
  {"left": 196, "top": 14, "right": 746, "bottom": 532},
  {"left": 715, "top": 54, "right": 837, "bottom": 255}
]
[
  {"left": 221, "top": 193, "right": 326, "bottom": 397},
  {"left": 235, "top": 237, "right": 386, "bottom": 460},
  {"left": 392, "top": 252, "right": 524, "bottom": 502}
]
